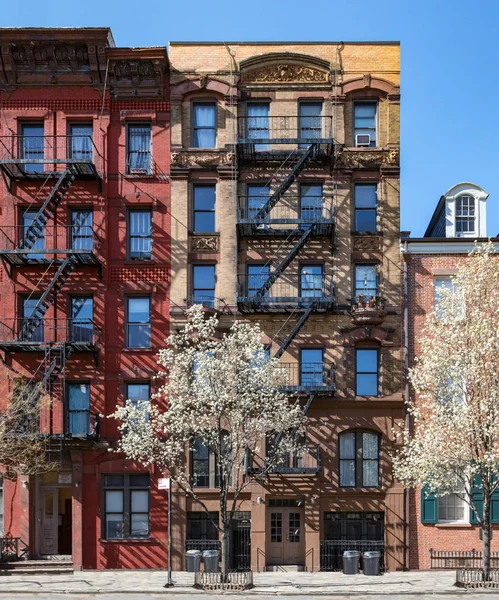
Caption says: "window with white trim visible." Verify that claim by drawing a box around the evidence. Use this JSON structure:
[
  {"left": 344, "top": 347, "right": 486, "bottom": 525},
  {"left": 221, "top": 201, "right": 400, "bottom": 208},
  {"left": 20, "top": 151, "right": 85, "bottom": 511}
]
[
  {"left": 438, "top": 481, "right": 468, "bottom": 523},
  {"left": 455, "top": 195, "right": 475, "bottom": 234}
]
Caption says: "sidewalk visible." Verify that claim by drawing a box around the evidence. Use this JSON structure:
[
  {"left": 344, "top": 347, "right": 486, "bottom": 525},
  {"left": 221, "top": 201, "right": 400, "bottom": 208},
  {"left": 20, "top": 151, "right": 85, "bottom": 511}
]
[{"left": 0, "top": 570, "right": 474, "bottom": 595}]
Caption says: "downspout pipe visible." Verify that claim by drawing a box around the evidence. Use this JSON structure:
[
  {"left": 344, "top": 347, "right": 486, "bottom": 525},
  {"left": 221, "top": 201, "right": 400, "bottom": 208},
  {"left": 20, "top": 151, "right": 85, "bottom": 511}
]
[{"left": 402, "top": 240, "right": 410, "bottom": 570}]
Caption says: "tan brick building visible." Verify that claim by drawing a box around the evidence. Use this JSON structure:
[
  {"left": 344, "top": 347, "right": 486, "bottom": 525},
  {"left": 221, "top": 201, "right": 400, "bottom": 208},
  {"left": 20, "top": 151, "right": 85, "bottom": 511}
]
[{"left": 168, "top": 42, "right": 404, "bottom": 572}]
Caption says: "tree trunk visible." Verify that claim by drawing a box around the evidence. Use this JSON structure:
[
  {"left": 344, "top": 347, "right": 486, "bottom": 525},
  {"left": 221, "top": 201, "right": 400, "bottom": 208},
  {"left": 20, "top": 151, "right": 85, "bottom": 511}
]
[
  {"left": 221, "top": 531, "right": 229, "bottom": 582},
  {"left": 483, "top": 494, "right": 491, "bottom": 581}
]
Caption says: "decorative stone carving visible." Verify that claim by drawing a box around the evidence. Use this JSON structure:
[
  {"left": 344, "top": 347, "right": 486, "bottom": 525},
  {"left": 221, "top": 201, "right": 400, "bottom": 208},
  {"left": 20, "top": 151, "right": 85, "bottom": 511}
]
[
  {"left": 242, "top": 64, "right": 329, "bottom": 84},
  {"left": 337, "top": 148, "right": 400, "bottom": 169},
  {"left": 190, "top": 235, "right": 219, "bottom": 252},
  {"left": 353, "top": 236, "right": 382, "bottom": 251},
  {"left": 109, "top": 58, "right": 165, "bottom": 98},
  {"left": 171, "top": 151, "right": 235, "bottom": 168}
]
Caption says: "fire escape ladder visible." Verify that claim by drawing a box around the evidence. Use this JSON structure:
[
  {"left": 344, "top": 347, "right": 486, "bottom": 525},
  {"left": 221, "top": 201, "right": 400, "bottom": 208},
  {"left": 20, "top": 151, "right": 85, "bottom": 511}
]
[
  {"left": 18, "top": 168, "right": 77, "bottom": 252},
  {"left": 42, "top": 344, "right": 73, "bottom": 397},
  {"left": 18, "top": 256, "right": 77, "bottom": 341},
  {"left": 272, "top": 303, "right": 316, "bottom": 360},
  {"left": 256, "top": 226, "right": 315, "bottom": 297},
  {"left": 255, "top": 144, "right": 318, "bottom": 221}
]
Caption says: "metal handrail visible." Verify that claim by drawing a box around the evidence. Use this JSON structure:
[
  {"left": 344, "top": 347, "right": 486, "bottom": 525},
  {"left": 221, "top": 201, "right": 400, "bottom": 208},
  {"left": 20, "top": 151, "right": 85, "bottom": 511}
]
[
  {"left": 237, "top": 116, "right": 333, "bottom": 142},
  {"left": 0, "top": 318, "right": 100, "bottom": 345},
  {"left": 0, "top": 225, "right": 97, "bottom": 253},
  {"left": 237, "top": 273, "right": 334, "bottom": 301},
  {"left": 237, "top": 195, "right": 334, "bottom": 223},
  {"left": 275, "top": 363, "right": 335, "bottom": 389}
]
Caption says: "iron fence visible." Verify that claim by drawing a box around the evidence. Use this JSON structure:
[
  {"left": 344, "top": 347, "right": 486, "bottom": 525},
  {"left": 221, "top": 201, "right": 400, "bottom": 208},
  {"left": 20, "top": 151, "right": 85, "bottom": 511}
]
[
  {"left": 237, "top": 116, "right": 333, "bottom": 143},
  {"left": 430, "top": 548, "right": 499, "bottom": 570},
  {"left": 186, "top": 539, "right": 220, "bottom": 553},
  {"left": 237, "top": 273, "right": 334, "bottom": 304},
  {"left": 457, "top": 569, "right": 499, "bottom": 588},
  {"left": 0, "top": 225, "right": 97, "bottom": 254},
  {"left": 237, "top": 195, "right": 334, "bottom": 224},
  {"left": 275, "top": 363, "right": 335, "bottom": 391},
  {"left": 0, "top": 537, "right": 27, "bottom": 562},
  {"left": 320, "top": 540, "right": 385, "bottom": 572},
  {"left": 0, "top": 318, "right": 99, "bottom": 346}
]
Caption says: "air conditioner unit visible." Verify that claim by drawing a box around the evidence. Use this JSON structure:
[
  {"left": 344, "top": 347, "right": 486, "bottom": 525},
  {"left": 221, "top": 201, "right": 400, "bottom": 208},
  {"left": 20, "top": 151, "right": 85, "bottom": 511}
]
[{"left": 356, "top": 134, "right": 371, "bottom": 147}]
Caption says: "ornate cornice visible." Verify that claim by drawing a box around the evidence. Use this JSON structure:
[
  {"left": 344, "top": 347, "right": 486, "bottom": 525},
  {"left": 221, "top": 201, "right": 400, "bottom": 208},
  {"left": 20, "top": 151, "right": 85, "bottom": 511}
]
[
  {"left": 336, "top": 148, "right": 399, "bottom": 170},
  {"left": 189, "top": 235, "right": 219, "bottom": 253},
  {"left": 171, "top": 150, "right": 235, "bottom": 169},
  {"left": 107, "top": 48, "right": 168, "bottom": 99},
  {"left": 241, "top": 64, "right": 329, "bottom": 85},
  {"left": 352, "top": 235, "right": 383, "bottom": 252}
]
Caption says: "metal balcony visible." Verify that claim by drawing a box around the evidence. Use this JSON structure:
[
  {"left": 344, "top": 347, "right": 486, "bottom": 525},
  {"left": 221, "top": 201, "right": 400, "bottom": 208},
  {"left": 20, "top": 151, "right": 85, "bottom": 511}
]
[
  {"left": 0, "top": 318, "right": 99, "bottom": 352},
  {"left": 0, "top": 135, "right": 102, "bottom": 182},
  {"left": 237, "top": 116, "right": 335, "bottom": 162},
  {"left": 237, "top": 273, "right": 334, "bottom": 312},
  {"left": 237, "top": 195, "right": 334, "bottom": 236},
  {"left": 249, "top": 445, "right": 322, "bottom": 475},
  {"left": 0, "top": 225, "right": 99, "bottom": 267},
  {"left": 276, "top": 362, "right": 336, "bottom": 395}
]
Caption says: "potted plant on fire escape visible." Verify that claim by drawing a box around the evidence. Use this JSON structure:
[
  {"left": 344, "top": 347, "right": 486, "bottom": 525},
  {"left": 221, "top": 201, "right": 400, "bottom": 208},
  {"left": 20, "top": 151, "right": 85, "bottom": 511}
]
[{"left": 350, "top": 264, "right": 386, "bottom": 326}]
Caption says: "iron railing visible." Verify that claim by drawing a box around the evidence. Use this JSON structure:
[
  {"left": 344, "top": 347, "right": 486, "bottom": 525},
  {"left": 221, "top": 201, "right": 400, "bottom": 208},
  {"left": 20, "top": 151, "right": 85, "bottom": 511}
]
[
  {"left": 457, "top": 569, "right": 499, "bottom": 588},
  {"left": 320, "top": 540, "right": 385, "bottom": 572},
  {"left": 251, "top": 445, "right": 321, "bottom": 475},
  {"left": 185, "top": 296, "right": 229, "bottom": 312},
  {"left": 237, "top": 273, "right": 334, "bottom": 305},
  {"left": 0, "top": 135, "right": 103, "bottom": 173},
  {"left": 186, "top": 539, "right": 220, "bottom": 553},
  {"left": 0, "top": 537, "right": 27, "bottom": 562},
  {"left": 238, "top": 116, "right": 333, "bottom": 144},
  {"left": 275, "top": 363, "right": 335, "bottom": 392},
  {"left": 0, "top": 318, "right": 99, "bottom": 346},
  {"left": 237, "top": 195, "right": 334, "bottom": 225},
  {"left": 430, "top": 548, "right": 499, "bottom": 570},
  {"left": 0, "top": 225, "right": 97, "bottom": 255}
]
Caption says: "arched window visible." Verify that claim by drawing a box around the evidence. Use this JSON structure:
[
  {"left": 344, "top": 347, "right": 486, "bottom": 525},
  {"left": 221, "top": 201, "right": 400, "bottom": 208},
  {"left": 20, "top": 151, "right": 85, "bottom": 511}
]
[
  {"left": 455, "top": 195, "right": 475, "bottom": 234},
  {"left": 339, "top": 430, "right": 380, "bottom": 488}
]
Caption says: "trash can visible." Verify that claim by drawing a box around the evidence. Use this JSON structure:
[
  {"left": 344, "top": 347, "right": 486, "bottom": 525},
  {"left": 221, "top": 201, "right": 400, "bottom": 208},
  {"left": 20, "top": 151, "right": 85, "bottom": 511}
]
[
  {"left": 342, "top": 550, "right": 360, "bottom": 574},
  {"left": 203, "top": 549, "right": 220, "bottom": 573},
  {"left": 363, "top": 551, "right": 381, "bottom": 576},
  {"left": 186, "top": 549, "right": 202, "bottom": 572}
]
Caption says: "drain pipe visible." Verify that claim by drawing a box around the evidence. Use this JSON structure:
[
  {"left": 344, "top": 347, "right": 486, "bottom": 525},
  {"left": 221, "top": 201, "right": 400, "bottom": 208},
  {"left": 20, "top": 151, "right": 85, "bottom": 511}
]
[{"left": 402, "top": 240, "right": 410, "bottom": 570}]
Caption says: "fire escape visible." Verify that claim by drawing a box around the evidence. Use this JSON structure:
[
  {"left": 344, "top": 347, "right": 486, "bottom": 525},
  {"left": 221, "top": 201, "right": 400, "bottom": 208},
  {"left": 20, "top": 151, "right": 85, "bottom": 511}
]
[
  {"left": 0, "top": 135, "right": 101, "bottom": 437},
  {"left": 236, "top": 114, "right": 337, "bottom": 442}
]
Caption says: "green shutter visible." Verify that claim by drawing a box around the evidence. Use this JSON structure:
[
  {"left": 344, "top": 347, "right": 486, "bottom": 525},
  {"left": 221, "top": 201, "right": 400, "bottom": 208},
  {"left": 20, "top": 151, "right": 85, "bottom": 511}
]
[
  {"left": 491, "top": 488, "right": 499, "bottom": 524},
  {"left": 470, "top": 476, "right": 484, "bottom": 524},
  {"left": 421, "top": 486, "right": 438, "bottom": 524}
]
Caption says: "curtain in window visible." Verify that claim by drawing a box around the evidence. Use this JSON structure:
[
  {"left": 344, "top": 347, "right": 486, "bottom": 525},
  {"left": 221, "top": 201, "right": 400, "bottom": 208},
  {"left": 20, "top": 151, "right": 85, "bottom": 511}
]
[
  {"left": 70, "top": 125, "right": 92, "bottom": 160},
  {"left": 129, "top": 211, "right": 152, "bottom": 259},
  {"left": 128, "top": 126, "right": 151, "bottom": 172},
  {"left": 193, "top": 105, "right": 216, "bottom": 148},
  {"left": 71, "top": 210, "right": 93, "bottom": 251},
  {"left": 362, "top": 432, "right": 379, "bottom": 487},
  {"left": 247, "top": 104, "right": 269, "bottom": 150},
  {"left": 105, "top": 490, "right": 124, "bottom": 539},
  {"left": 68, "top": 383, "right": 90, "bottom": 436},
  {"left": 70, "top": 298, "right": 93, "bottom": 343},
  {"left": 339, "top": 432, "right": 356, "bottom": 486}
]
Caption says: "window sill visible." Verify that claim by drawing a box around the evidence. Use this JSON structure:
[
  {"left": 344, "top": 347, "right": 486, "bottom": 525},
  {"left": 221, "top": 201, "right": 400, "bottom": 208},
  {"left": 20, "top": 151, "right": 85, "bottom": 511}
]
[
  {"left": 189, "top": 232, "right": 220, "bottom": 236},
  {"left": 351, "top": 231, "right": 383, "bottom": 236},
  {"left": 123, "top": 173, "right": 156, "bottom": 180},
  {"left": 435, "top": 523, "right": 472, "bottom": 529},
  {"left": 99, "top": 538, "right": 158, "bottom": 544},
  {"left": 122, "top": 348, "right": 156, "bottom": 353},
  {"left": 124, "top": 260, "right": 156, "bottom": 266}
]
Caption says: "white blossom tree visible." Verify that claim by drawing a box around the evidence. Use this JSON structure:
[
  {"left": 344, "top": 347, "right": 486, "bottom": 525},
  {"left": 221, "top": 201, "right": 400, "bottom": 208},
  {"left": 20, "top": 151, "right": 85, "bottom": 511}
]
[
  {"left": 111, "top": 305, "right": 304, "bottom": 577},
  {"left": 393, "top": 243, "right": 499, "bottom": 578}
]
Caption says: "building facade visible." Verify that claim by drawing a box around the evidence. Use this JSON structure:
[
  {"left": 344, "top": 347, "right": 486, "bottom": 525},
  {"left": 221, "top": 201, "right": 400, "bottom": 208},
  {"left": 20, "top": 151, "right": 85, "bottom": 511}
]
[
  {"left": 168, "top": 42, "right": 404, "bottom": 572},
  {"left": 0, "top": 28, "right": 171, "bottom": 569},
  {"left": 404, "top": 182, "right": 499, "bottom": 570}
]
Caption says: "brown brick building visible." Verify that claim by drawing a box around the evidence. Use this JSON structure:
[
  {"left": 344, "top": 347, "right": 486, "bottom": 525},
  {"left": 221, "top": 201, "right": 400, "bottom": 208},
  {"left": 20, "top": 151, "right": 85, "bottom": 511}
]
[
  {"left": 403, "top": 182, "right": 499, "bottom": 570},
  {"left": 168, "top": 42, "right": 404, "bottom": 572},
  {"left": 0, "top": 28, "right": 171, "bottom": 569}
]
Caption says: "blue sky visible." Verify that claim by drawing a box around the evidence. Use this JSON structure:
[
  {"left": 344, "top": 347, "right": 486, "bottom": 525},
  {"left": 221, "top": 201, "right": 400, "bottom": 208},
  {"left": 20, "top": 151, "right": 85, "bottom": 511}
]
[{"left": 4, "top": 0, "right": 499, "bottom": 236}]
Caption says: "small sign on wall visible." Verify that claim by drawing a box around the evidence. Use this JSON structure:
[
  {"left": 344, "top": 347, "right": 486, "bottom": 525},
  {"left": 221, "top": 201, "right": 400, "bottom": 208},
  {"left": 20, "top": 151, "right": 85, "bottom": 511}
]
[
  {"left": 58, "top": 473, "right": 72, "bottom": 485},
  {"left": 158, "top": 477, "right": 170, "bottom": 490}
]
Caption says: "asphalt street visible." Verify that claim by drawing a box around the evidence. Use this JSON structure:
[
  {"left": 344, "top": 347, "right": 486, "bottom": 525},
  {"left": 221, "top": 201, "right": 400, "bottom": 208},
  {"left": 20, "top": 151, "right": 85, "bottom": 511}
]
[{"left": 0, "top": 595, "right": 498, "bottom": 600}]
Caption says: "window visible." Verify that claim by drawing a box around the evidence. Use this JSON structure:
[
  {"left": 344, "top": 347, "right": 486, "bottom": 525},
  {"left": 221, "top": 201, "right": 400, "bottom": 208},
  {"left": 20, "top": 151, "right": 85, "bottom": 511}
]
[
  {"left": 126, "top": 297, "right": 151, "bottom": 348},
  {"left": 247, "top": 264, "right": 270, "bottom": 297},
  {"left": 300, "top": 348, "right": 323, "bottom": 387},
  {"left": 193, "top": 185, "right": 216, "bottom": 232},
  {"left": 125, "top": 382, "right": 150, "bottom": 408},
  {"left": 67, "top": 382, "right": 90, "bottom": 436},
  {"left": 354, "top": 264, "right": 377, "bottom": 299},
  {"left": 69, "top": 123, "right": 92, "bottom": 161},
  {"left": 439, "top": 481, "right": 468, "bottom": 523},
  {"left": 193, "top": 103, "right": 216, "bottom": 148},
  {"left": 21, "top": 295, "right": 43, "bottom": 342},
  {"left": 128, "top": 210, "right": 152, "bottom": 260},
  {"left": 187, "top": 512, "right": 219, "bottom": 540},
  {"left": 300, "top": 265, "right": 323, "bottom": 298},
  {"left": 434, "top": 276, "right": 457, "bottom": 319},
  {"left": 192, "top": 265, "right": 215, "bottom": 308},
  {"left": 356, "top": 348, "right": 379, "bottom": 396},
  {"left": 324, "top": 512, "right": 384, "bottom": 541},
  {"left": 191, "top": 437, "right": 219, "bottom": 488},
  {"left": 354, "top": 102, "right": 376, "bottom": 147},
  {"left": 70, "top": 297, "right": 93, "bottom": 343},
  {"left": 354, "top": 184, "right": 377, "bottom": 232},
  {"left": 20, "top": 123, "right": 44, "bottom": 172},
  {"left": 300, "top": 184, "right": 323, "bottom": 222},
  {"left": 22, "top": 209, "right": 44, "bottom": 259},
  {"left": 455, "top": 195, "right": 475, "bottom": 234},
  {"left": 247, "top": 103, "right": 270, "bottom": 150},
  {"left": 103, "top": 474, "right": 150, "bottom": 539},
  {"left": 339, "top": 430, "right": 380, "bottom": 487},
  {"left": 127, "top": 124, "right": 152, "bottom": 174},
  {"left": 70, "top": 210, "right": 93, "bottom": 251},
  {"left": 247, "top": 184, "right": 270, "bottom": 222},
  {"left": 299, "top": 102, "right": 322, "bottom": 146}
]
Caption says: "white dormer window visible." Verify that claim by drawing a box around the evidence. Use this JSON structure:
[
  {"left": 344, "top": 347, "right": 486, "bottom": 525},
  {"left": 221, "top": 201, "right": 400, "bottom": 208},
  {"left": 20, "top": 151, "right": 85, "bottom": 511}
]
[{"left": 455, "top": 195, "right": 475, "bottom": 235}]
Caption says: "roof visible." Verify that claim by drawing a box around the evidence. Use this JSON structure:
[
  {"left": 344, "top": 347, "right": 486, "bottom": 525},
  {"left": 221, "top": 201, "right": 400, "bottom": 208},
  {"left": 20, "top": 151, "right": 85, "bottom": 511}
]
[{"left": 169, "top": 41, "right": 400, "bottom": 46}]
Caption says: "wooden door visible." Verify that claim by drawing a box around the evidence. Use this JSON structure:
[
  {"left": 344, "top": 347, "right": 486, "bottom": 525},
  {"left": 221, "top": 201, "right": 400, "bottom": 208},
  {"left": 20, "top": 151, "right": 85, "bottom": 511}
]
[
  {"left": 267, "top": 507, "right": 305, "bottom": 565},
  {"left": 40, "top": 487, "right": 58, "bottom": 555}
]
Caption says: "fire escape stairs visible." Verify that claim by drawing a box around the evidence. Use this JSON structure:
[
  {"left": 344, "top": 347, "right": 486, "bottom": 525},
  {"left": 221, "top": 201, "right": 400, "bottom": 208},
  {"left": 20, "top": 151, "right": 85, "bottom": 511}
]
[
  {"left": 41, "top": 344, "right": 73, "bottom": 397},
  {"left": 18, "top": 167, "right": 77, "bottom": 252},
  {"left": 254, "top": 144, "right": 318, "bottom": 222},
  {"left": 270, "top": 304, "right": 317, "bottom": 360},
  {"left": 18, "top": 256, "right": 77, "bottom": 341}
]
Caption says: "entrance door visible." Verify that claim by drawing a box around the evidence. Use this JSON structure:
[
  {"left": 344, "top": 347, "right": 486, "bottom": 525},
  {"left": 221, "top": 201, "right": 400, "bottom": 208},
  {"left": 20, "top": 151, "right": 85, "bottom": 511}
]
[
  {"left": 267, "top": 506, "right": 305, "bottom": 565},
  {"left": 40, "top": 488, "right": 58, "bottom": 554}
]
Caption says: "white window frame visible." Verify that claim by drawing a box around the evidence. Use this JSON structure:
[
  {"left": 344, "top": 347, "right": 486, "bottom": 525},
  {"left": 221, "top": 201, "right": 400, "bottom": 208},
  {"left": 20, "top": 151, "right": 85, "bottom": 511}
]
[
  {"left": 455, "top": 194, "right": 476, "bottom": 235},
  {"left": 438, "top": 481, "right": 469, "bottom": 524}
]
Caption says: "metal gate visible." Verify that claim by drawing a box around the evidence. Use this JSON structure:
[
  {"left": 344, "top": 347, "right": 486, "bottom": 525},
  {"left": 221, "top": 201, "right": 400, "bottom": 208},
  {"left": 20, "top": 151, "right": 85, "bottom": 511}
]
[{"left": 230, "top": 512, "right": 251, "bottom": 571}]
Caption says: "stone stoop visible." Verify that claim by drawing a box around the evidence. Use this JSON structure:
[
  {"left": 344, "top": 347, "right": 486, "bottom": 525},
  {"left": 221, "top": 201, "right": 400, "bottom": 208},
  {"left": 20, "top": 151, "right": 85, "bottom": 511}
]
[
  {"left": 265, "top": 564, "right": 305, "bottom": 572},
  {"left": 0, "top": 559, "right": 74, "bottom": 575}
]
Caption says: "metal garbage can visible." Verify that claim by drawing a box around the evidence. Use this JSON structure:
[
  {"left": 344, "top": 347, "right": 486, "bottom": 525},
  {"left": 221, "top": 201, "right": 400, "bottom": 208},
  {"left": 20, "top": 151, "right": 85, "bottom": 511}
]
[
  {"left": 202, "top": 549, "right": 220, "bottom": 573},
  {"left": 363, "top": 551, "right": 381, "bottom": 576},
  {"left": 342, "top": 550, "right": 360, "bottom": 575},
  {"left": 186, "top": 549, "right": 202, "bottom": 572}
]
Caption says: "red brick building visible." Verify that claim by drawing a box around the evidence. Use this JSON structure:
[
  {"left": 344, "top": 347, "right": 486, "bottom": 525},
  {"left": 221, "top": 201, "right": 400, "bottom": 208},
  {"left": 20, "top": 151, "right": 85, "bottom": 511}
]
[
  {"left": 403, "top": 182, "right": 499, "bottom": 570},
  {"left": 0, "top": 28, "right": 171, "bottom": 569}
]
